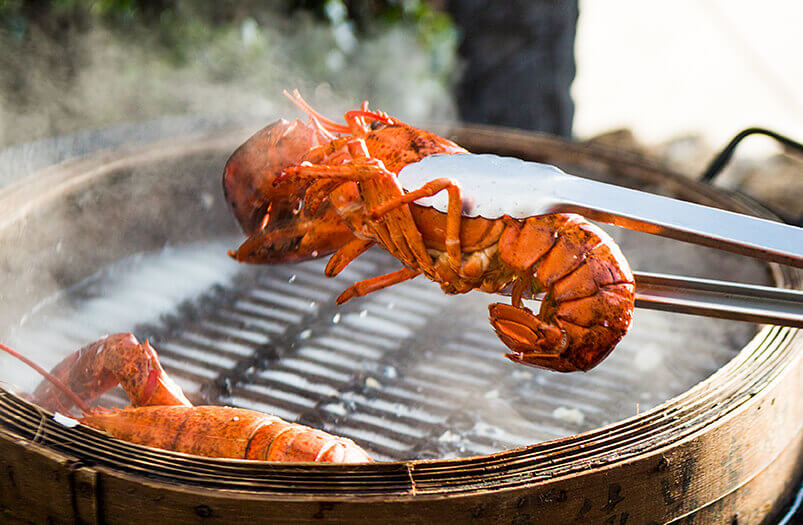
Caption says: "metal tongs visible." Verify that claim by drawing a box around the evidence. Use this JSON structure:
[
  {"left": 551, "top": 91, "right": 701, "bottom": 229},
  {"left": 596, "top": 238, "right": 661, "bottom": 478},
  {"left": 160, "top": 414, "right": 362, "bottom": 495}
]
[{"left": 400, "top": 153, "right": 803, "bottom": 328}]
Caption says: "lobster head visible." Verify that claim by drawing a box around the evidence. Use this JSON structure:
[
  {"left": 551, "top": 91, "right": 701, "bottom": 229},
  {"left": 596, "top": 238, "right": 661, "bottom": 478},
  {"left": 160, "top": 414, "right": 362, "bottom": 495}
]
[
  {"left": 223, "top": 119, "right": 357, "bottom": 263},
  {"left": 223, "top": 119, "right": 318, "bottom": 235}
]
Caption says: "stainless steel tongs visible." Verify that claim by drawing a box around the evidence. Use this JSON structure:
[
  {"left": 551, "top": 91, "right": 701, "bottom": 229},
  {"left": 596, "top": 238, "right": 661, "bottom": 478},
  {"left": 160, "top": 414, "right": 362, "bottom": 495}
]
[{"left": 398, "top": 153, "right": 803, "bottom": 328}]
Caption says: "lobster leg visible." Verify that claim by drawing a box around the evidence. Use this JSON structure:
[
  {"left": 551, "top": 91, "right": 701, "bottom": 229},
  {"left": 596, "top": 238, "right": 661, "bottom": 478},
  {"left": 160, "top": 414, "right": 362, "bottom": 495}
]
[
  {"left": 31, "top": 333, "right": 191, "bottom": 413},
  {"left": 336, "top": 267, "right": 420, "bottom": 304},
  {"left": 284, "top": 90, "right": 352, "bottom": 134},
  {"left": 279, "top": 161, "right": 431, "bottom": 270},
  {"left": 325, "top": 238, "right": 375, "bottom": 277},
  {"left": 367, "top": 177, "right": 464, "bottom": 270},
  {"left": 278, "top": 159, "right": 394, "bottom": 184},
  {"left": 303, "top": 179, "right": 342, "bottom": 215}
]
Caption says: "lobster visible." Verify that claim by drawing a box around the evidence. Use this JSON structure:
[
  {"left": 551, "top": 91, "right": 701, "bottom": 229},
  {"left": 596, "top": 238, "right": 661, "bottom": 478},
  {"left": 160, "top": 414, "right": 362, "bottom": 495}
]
[
  {"left": 0, "top": 335, "right": 372, "bottom": 463},
  {"left": 223, "top": 91, "right": 635, "bottom": 372}
]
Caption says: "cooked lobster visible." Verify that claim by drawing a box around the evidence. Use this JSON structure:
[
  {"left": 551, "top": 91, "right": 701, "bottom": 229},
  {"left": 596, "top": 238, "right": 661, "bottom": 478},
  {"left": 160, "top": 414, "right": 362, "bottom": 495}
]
[
  {"left": 0, "top": 336, "right": 371, "bottom": 463},
  {"left": 224, "top": 91, "right": 635, "bottom": 372}
]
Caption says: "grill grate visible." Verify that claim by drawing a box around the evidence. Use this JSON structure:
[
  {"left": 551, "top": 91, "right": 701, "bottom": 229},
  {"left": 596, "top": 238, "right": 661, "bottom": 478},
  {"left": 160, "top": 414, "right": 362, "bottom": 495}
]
[{"left": 3, "top": 236, "right": 753, "bottom": 461}]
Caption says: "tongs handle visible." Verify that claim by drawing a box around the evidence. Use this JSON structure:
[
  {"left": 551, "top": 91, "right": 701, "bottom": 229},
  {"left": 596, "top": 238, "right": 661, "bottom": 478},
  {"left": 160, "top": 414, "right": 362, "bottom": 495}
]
[
  {"left": 402, "top": 153, "right": 803, "bottom": 267},
  {"left": 633, "top": 272, "right": 803, "bottom": 328},
  {"left": 501, "top": 272, "right": 803, "bottom": 327},
  {"left": 552, "top": 182, "right": 803, "bottom": 268},
  {"left": 401, "top": 153, "right": 803, "bottom": 326}
]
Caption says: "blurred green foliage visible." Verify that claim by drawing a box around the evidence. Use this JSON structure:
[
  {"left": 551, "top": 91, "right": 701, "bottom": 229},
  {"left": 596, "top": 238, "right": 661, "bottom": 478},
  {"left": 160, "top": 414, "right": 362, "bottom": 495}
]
[
  {"left": 0, "top": 0, "right": 452, "bottom": 53},
  {"left": 0, "top": 0, "right": 457, "bottom": 146}
]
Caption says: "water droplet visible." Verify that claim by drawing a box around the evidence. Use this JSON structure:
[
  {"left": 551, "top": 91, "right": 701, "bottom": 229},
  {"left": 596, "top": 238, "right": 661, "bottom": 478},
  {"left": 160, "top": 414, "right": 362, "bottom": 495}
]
[
  {"left": 634, "top": 344, "right": 663, "bottom": 371},
  {"left": 364, "top": 377, "right": 381, "bottom": 389},
  {"left": 552, "top": 406, "right": 585, "bottom": 425},
  {"left": 438, "top": 430, "right": 461, "bottom": 443},
  {"left": 288, "top": 274, "right": 296, "bottom": 283},
  {"left": 359, "top": 309, "right": 368, "bottom": 318},
  {"left": 299, "top": 329, "right": 312, "bottom": 340},
  {"left": 332, "top": 313, "right": 341, "bottom": 324},
  {"left": 240, "top": 18, "right": 259, "bottom": 46},
  {"left": 232, "top": 416, "right": 240, "bottom": 422},
  {"left": 53, "top": 412, "right": 80, "bottom": 428},
  {"left": 309, "top": 301, "right": 317, "bottom": 308},
  {"left": 311, "top": 250, "right": 319, "bottom": 257},
  {"left": 200, "top": 192, "right": 215, "bottom": 209},
  {"left": 473, "top": 421, "right": 503, "bottom": 437},
  {"left": 484, "top": 389, "right": 500, "bottom": 399},
  {"left": 327, "top": 403, "right": 347, "bottom": 416}
]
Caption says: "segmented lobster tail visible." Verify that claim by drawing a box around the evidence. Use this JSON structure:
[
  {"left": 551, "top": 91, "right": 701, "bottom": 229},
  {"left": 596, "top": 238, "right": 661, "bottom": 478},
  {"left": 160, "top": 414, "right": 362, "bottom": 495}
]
[
  {"left": 80, "top": 406, "right": 372, "bottom": 462},
  {"left": 490, "top": 214, "right": 635, "bottom": 372}
]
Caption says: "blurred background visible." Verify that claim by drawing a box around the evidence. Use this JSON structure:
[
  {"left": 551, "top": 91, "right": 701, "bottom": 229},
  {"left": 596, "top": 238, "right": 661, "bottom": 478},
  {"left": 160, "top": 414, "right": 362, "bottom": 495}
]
[{"left": 1, "top": 0, "right": 800, "bottom": 222}]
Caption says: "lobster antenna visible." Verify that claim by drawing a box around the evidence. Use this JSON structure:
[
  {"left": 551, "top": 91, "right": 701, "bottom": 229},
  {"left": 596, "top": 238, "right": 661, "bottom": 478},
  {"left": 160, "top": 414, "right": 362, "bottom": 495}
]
[
  {"left": 308, "top": 114, "right": 337, "bottom": 142},
  {"left": 283, "top": 89, "right": 351, "bottom": 134},
  {"left": 343, "top": 110, "right": 394, "bottom": 126},
  {"left": 0, "top": 342, "right": 92, "bottom": 413}
]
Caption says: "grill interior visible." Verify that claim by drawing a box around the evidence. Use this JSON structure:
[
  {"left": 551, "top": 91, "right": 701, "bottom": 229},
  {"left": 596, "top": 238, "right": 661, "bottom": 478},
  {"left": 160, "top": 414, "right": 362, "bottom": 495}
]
[
  {"left": 5, "top": 237, "right": 761, "bottom": 462},
  {"left": 0, "top": 125, "right": 769, "bottom": 462}
]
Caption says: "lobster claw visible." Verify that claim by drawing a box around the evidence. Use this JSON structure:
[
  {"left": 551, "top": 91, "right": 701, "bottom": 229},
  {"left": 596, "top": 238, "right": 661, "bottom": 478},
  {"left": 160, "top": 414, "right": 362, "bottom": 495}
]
[{"left": 229, "top": 215, "right": 357, "bottom": 264}]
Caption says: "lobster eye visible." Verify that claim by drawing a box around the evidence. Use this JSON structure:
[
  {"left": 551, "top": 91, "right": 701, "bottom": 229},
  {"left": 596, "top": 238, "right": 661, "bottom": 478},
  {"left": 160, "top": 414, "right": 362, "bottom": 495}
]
[{"left": 370, "top": 120, "right": 387, "bottom": 130}]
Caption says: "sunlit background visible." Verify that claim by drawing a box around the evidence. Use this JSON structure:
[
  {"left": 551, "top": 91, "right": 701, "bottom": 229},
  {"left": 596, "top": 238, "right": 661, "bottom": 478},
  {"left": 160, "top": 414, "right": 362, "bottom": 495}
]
[{"left": 574, "top": 0, "right": 803, "bottom": 153}]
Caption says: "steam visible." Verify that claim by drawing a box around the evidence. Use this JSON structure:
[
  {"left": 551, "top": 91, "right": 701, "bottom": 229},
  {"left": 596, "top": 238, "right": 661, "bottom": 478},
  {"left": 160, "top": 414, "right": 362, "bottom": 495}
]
[
  {"left": 0, "top": 7, "right": 457, "bottom": 397},
  {"left": 0, "top": 8, "right": 456, "bottom": 150}
]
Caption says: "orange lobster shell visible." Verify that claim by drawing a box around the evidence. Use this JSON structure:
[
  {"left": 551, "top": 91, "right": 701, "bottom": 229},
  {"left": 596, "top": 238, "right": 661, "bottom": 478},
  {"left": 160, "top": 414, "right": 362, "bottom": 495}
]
[{"left": 224, "top": 91, "right": 635, "bottom": 372}]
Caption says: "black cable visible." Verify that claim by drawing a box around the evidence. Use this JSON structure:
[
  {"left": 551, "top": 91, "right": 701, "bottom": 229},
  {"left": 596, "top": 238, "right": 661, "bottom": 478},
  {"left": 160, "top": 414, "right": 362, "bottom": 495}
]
[
  {"left": 778, "top": 480, "right": 803, "bottom": 525},
  {"left": 700, "top": 127, "right": 803, "bottom": 226},
  {"left": 700, "top": 127, "right": 803, "bottom": 182},
  {"left": 701, "top": 129, "right": 803, "bottom": 521}
]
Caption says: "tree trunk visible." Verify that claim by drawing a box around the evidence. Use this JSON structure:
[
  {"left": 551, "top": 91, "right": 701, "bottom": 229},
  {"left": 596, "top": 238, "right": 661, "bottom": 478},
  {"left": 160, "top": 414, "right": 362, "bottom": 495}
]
[{"left": 446, "top": 0, "right": 578, "bottom": 137}]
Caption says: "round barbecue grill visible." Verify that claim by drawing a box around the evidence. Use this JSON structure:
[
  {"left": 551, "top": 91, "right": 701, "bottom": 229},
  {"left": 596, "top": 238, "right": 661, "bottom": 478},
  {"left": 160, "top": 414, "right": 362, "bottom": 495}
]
[{"left": 0, "top": 120, "right": 799, "bottom": 523}]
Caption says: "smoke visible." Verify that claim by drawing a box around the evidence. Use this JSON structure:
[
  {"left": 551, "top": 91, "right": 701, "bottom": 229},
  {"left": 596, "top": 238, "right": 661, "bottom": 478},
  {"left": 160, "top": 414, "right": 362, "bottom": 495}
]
[{"left": 0, "top": 5, "right": 457, "bottom": 149}]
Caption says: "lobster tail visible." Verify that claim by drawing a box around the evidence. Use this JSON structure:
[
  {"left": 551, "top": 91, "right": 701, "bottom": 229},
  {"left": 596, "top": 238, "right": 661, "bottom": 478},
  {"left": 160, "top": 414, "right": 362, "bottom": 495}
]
[
  {"left": 247, "top": 421, "right": 372, "bottom": 462},
  {"left": 81, "top": 406, "right": 372, "bottom": 463},
  {"left": 491, "top": 214, "right": 635, "bottom": 372}
]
